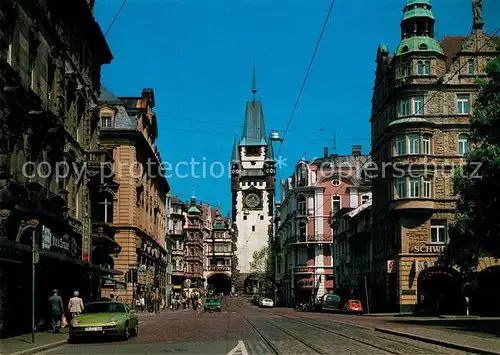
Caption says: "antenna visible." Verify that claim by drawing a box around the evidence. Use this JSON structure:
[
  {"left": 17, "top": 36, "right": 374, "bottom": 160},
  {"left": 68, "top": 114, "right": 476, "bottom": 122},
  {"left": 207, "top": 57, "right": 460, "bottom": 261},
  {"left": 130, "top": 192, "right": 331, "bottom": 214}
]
[{"left": 332, "top": 132, "right": 337, "bottom": 155}]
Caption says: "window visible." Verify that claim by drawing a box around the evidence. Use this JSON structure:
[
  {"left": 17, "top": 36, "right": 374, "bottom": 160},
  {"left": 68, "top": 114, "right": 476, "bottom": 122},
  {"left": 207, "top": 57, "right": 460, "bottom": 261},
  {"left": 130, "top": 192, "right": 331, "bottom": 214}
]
[
  {"left": 430, "top": 220, "right": 447, "bottom": 243},
  {"left": 297, "top": 248, "right": 307, "bottom": 266},
  {"left": 332, "top": 179, "right": 341, "bottom": 186},
  {"left": 423, "top": 179, "right": 432, "bottom": 198},
  {"left": 408, "top": 134, "right": 420, "bottom": 154},
  {"left": 398, "top": 99, "right": 411, "bottom": 116},
  {"left": 299, "top": 223, "right": 306, "bottom": 237},
  {"left": 417, "top": 61, "right": 424, "bottom": 75},
  {"left": 361, "top": 195, "right": 370, "bottom": 204},
  {"left": 423, "top": 135, "right": 431, "bottom": 155},
  {"left": 100, "top": 115, "right": 113, "bottom": 128},
  {"left": 409, "top": 177, "right": 420, "bottom": 198},
  {"left": 246, "top": 146, "right": 260, "bottom": 156},
  {"left": 458, "top": 134, "right": 469, "bottom": 155},
  {"left": 243, "top": 215, "right": 247, "bottom": 220},
  {"left": 424, "top": 60, "right": 430, "bottom": 75},
  {"left": 413, "top": 96, "right": 424, "bottom": 115},
  {"left": 457, "top": 94, "right": 470, "bottom": 114},
  {"left": 297, "top": 197, "right": 306, "bottom": 215},
  {"left": 260, "top": 215, "right": 264, "bottom": 220},
  {"left": 252, "top": 226, "right": 255, "bottom": 232},
  {"left": 468, "top": 59, "right": 475, "bottom": 75},
  {"left": 395, "top": 135, "right": 406, "bottom": 155},
  {"left": 332, "top": 196, "right": 341, "bottom": 214},
  {"left": 297, "top": 165, "right": 308, "bottom": 187},
  {"left": 99, "top": 193, "right": 113, "bottom": 223},
  {"left": 403, "top": 62, "right": 412, "bottom": 76},
  {"left": 395, "top": 178, "right": 406, "bottom": 198}
]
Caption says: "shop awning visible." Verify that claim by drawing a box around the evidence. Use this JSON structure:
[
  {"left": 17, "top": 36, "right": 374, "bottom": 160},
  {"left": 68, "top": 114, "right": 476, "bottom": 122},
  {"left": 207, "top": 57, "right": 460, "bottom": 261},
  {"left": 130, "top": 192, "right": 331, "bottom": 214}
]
[{"left": 101, "top": 275, "right": 127, "bottom": 286}]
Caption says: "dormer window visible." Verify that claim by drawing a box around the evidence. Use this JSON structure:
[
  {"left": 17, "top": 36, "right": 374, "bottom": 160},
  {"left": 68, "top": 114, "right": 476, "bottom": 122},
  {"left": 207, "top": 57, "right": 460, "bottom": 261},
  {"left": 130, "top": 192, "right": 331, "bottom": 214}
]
[
  {"left": 402, "top": 46, "right": 409, "bottom": 53},
  {"left": 417, "top": 60, "right": 431, "bottom": 75},
  {"left": 419, "top": 43, "right": 428, "bottom": 50},
  {"left": 100, "top": 115, "right": 113, "bottom": 128}
]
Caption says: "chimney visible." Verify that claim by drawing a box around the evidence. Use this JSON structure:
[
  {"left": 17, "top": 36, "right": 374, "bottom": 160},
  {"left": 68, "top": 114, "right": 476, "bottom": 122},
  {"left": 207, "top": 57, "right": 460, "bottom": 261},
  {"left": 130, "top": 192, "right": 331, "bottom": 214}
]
[
  {"left": 352, "top": 145, "right": 362, "bottom": 157},
  {"left": 324, "top": 147, "right": 329, "bottom": 158}
]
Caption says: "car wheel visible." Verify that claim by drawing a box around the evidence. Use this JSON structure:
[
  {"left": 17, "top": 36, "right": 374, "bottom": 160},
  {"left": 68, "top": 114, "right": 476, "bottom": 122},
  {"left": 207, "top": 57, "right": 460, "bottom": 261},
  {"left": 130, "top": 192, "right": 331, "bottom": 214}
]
[{"left": 122, "top": 323, "right": 130, "bottom": 341}]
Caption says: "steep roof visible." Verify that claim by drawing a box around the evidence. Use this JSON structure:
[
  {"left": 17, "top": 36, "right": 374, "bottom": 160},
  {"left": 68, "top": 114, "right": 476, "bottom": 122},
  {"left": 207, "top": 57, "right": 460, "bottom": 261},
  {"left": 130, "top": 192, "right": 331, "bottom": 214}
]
[
  {"left": 240, "top": 101, "right": 267, "bottom": 146},
  {"left": 100, "top": 86, "right": 122, "bottom": 105}
]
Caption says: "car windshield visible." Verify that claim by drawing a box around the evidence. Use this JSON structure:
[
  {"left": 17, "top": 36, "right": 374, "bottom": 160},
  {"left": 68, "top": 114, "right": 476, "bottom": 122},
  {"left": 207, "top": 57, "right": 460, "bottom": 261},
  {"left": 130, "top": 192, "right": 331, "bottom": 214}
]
[
  {"left": 206, "top": 298, "right": 218, "bottom": 303},
  {"left": 350, "top": 300, "right": 361, "bottom": 304},
  {"left": 263, "top": 299, "right": 272, "bottom": 302},
  {"left": 326, "top": 295, "right": 340, "bottom": 301},
  {"left": 82, "top": 303, "right": 126, "bottom": 314}
]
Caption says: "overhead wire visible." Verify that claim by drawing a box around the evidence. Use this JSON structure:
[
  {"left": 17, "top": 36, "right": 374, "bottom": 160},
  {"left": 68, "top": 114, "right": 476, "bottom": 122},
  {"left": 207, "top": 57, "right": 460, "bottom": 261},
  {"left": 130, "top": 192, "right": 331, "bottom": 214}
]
[
  {"left": 104, "top": 0, "right": 128, "bottom": 37},
  {"left": 292, "top": 26, "right": 500, "bottom": 225},
  {"left": 277, "top": 0, "right": 337, "bottom": 158}
]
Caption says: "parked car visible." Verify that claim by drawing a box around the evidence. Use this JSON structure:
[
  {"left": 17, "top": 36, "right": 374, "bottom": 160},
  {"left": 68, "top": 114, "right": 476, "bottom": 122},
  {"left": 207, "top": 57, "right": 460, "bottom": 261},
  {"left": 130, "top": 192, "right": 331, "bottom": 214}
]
[
  {"left": 69, "top": 301, "right": 139, "bottom": 342},
  {"left": 321, "top": 294, "right": 342, "bottom": 313},
  {"left": 204, "top": 297, "right": 222, "bottom": 312},
  {"left": 343, "top": 299, "right": 363, "bottom": 314},
  {"left": 259, "top": 298, "right": 274, "bottom": 308},
  {"left": 251, "top": 295, "right": 261, "bottom": 305}
]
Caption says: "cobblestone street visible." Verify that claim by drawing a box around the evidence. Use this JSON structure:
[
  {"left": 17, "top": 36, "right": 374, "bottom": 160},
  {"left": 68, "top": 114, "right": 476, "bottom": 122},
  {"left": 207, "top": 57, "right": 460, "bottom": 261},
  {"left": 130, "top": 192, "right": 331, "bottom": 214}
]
[{"left": 31, "top": 296, "right": 500, "bottom": 355}]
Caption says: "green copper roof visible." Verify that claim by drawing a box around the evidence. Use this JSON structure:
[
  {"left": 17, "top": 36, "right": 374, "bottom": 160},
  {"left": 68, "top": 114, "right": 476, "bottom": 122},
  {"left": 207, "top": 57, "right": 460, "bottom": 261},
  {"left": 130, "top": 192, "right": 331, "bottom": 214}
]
[
  {"left": 265, "top": 141, "right": 274, "bottom": 162},
  {"left": 187, "top": 196, "right": 201, "bottom": 213},
  {"left": 405, "top": 0, "right": 431, "bottom": 6},
  {"left": 240, "top": 101, "right": 267, "bottom": 146},
  {"left": 402, "top": 7, "right": 434, "bottom": 21},
  {"left": 388, "top": 117, "right": 433, "bottom": 127},
  {"left": 395, "top": 36, "right": 443, "bottom": 56},
  {"left": 378, "top": 44, "right": 389, "bottom": 53}
]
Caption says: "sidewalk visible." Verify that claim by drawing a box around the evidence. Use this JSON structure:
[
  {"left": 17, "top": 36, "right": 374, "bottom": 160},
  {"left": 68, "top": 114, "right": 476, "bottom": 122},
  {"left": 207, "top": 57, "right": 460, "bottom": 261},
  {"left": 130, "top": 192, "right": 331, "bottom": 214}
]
[
  {"left": 0, "top": 329, "right": 68, "bottom": 355},
  {"left": 329, "top": 314, "right": 500, "bottom": 355}
]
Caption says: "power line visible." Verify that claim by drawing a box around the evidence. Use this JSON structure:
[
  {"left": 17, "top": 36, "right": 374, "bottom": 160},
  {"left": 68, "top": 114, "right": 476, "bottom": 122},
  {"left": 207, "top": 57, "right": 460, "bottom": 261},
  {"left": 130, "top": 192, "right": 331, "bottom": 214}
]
[
  {"left": 277, "top": 0, "right": 336, "bottom": 157},
  {"left": 287, "top": 27, "right": 500, "bottom": 225},
  {"left": 104, "top": 0, "right": 127, "bottom": 37}
]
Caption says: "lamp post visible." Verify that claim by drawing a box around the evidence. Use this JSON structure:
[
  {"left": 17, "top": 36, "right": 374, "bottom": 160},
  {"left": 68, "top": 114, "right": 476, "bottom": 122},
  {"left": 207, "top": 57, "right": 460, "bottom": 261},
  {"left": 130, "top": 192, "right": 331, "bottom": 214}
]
[{"left": 268, "top": 130, "right": 283, "bottom": 305}]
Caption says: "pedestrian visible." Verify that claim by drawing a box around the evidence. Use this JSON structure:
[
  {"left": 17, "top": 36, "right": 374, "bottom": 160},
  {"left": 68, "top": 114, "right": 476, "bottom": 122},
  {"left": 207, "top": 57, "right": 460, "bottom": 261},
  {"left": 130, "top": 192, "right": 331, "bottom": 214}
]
[
  {"left": 109, "top": 293, "right": 115, "bottom": 302},
  {"left": 139, "top": 296, "right": 145, "bottom": 312},
  {"left": 68, "top": 291, "right": 84, "bottom": 321},
  {"left": 48, "top": 289, "right": 64, "bottom": 333}
]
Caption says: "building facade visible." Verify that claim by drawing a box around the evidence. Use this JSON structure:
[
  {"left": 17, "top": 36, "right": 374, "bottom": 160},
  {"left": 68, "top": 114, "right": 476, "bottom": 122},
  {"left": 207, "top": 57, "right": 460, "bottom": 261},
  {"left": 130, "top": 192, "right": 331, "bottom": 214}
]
[
  {"left": 230, "top": 71, "right": 276, "bottom": 292},
  {"left": 369, "top": 0, "right": 499, "bottom": 313},
  {"left": 332, "top": 199, "right": 372, "bottom": 307},
  {"left": 0, "top": 0, "right": 117, "bottom": 337},
  {"left": 276, "top": 146, "right": 370, "bottom": 304},
  {"left": 98, "top": 88, "right": 170, "bottom": 305},
  {"left": 167, "top": 196, "right": 186, "bottom": 295},
  {"left": 184, "top": 196, "right": 204, "bottom": 291},
  {"left": 205, "top": 207, "right": 234, "bottom": 294}
]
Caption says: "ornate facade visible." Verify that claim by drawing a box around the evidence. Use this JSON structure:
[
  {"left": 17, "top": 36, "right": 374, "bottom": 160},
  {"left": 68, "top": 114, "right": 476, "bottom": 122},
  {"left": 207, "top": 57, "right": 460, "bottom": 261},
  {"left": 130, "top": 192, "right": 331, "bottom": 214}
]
[
  {"left": 98, "top": 88, "right": 170, "bottom": 305},
  {"left": 369, "top": 0, "right": 499, "bottom": 313},
  {"left": 183, "top": 196, "right": 204, "bottom": 290},
  {"left": 167, "top": 195, "right": 186, "bottom": 295},
  {"left": 0, "top": 0, "right": 116, "bottom": 337}
]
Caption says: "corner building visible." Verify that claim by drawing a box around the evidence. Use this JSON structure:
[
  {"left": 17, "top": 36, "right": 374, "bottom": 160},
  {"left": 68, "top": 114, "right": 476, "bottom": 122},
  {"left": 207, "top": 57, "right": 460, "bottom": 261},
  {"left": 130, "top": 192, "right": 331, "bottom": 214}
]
[{"left": 370, "top": 0, "right": 499, "bottom": 313}]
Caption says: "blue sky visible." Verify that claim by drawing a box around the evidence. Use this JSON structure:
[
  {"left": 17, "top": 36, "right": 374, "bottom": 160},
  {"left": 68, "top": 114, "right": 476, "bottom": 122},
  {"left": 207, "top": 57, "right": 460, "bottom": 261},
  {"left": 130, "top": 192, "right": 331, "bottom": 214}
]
[{"left": 95, "top": 0, "right": 499, "bottom": 214}]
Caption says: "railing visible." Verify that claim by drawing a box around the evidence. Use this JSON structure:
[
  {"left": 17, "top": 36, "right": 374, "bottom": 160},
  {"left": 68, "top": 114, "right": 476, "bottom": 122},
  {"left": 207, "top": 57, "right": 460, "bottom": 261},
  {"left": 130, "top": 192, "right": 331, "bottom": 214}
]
[
  {"left": 207, "top": 266, "right": 230, "bottom": 272},
  {"left": 169, "top": 229, "right": 184, "bottom": 236}
]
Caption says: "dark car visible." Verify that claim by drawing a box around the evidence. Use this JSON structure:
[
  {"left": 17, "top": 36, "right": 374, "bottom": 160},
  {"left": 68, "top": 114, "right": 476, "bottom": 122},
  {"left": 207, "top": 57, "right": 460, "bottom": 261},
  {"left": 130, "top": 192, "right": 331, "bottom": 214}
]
[{"left": 322, "top": 294, "right": 342, "bottom": 313}]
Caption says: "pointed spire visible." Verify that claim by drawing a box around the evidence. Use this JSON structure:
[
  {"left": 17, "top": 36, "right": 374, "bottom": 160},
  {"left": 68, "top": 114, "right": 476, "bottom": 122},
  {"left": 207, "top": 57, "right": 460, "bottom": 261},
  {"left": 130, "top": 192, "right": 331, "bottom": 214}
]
[
  {"left": 252, "top": 51, "right": 257, "bottom": 100},
  {"left": 231, "top": 134, "right": 240, "bottom": 162}
]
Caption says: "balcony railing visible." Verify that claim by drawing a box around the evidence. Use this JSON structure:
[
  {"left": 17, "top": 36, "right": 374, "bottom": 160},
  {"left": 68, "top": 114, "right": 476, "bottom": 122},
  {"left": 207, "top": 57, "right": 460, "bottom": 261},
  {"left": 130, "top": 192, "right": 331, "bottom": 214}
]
[
  {"left": 169, "top": 229, "right": 184, "bottom": 237},
  {"left": 172, "top": 249, "right": 184, "bottom": 256},
  {"left": 207, "top": 266, "right": 231, "bottom": 272}
]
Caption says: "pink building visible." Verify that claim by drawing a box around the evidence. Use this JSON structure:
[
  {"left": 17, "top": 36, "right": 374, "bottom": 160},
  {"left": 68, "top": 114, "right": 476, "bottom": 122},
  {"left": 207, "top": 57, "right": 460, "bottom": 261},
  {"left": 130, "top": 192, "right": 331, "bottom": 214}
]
[{"left": 276, "top": 146, "right": 370, "bottom": 304}]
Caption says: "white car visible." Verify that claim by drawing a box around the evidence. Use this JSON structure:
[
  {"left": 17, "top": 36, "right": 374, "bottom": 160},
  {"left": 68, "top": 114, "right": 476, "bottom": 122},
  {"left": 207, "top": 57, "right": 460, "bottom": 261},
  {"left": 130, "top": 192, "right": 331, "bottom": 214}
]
[{"left": 259, "top": 298, "right": 274, "bottom": 308}]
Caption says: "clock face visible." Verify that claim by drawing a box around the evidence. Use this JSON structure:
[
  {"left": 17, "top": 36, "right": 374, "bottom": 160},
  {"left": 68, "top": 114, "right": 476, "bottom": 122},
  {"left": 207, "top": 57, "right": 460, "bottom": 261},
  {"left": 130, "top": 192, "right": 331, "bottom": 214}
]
[{"left": 245, "top": 193, "right": 260, "bottom": 208}]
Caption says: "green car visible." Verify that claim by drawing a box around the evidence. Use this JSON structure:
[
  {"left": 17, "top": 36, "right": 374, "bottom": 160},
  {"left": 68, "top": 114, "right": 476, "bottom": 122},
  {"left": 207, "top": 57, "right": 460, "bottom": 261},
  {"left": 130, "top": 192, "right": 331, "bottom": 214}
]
[
  {"left": 69, "top": 301, "right": 139, "bottom": 342},
  {"left": 204, "top": 297, "right": 222, "bottom": 312}
]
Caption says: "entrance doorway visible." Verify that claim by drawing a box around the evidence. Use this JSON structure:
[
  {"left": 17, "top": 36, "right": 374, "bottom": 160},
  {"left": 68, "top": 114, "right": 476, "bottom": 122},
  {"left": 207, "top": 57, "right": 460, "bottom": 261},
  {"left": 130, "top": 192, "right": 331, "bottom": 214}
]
[
  {"left": 417, "top": 266, "right": 463, "bottom": 315},
  {"left": 207, "top": 274, "right": 231, "bottom": 295},
  {"left": 475, "top": 266, "right": 500, "bottom": 316}
]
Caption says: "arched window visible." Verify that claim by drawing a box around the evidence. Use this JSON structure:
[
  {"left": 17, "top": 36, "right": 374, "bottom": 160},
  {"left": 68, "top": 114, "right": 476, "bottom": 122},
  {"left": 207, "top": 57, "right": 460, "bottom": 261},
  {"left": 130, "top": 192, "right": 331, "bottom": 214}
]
[
  {"left": 417, "top": 61, "right": 424, "bottom": 75},
  {"left": 424, "top": 60, "right": 431, "bottom": 75},
  {"left": 297, "top": 164, "right": 308, "bottom": 187},
  {"left": 458, "top": 134, "right": 469, "bottom": 155},
  {"left": 98, "top": 192, "right": 114, "bottom": 223},
  {"left": 419, "top": 43, "right": 428, "bottom": 50}
]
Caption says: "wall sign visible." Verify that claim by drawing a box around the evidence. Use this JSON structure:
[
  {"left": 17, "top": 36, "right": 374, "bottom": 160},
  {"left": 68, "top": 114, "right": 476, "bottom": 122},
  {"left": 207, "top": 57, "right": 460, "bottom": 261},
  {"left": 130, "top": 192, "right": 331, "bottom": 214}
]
[
  {"left": 411, "top": 244, "right": 446, "bottom": 253},
  {"left": 401, "top": 289, "right": 416, "bottom": 296}
]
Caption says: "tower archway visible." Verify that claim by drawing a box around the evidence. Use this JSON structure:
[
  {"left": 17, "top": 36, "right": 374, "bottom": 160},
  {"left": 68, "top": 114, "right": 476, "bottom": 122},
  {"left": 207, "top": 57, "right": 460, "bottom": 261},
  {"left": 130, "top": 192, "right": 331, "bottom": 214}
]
[{"left": 207, "top": 273, "right": 231, "bottom": 295}]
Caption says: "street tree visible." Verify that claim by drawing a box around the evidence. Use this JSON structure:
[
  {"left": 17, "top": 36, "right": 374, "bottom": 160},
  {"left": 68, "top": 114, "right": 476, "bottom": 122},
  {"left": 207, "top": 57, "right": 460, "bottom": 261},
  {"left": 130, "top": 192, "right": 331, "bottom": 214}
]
[{"left": 441, "top": 58, "right": 500, "bottom": 273}]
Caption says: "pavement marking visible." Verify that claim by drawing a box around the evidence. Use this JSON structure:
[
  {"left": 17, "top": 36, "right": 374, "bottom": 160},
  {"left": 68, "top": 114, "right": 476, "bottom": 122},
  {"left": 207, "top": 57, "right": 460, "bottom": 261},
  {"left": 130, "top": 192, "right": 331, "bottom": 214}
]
[{"left": 226, "top": 340, "right": 248, "bottom": 355}]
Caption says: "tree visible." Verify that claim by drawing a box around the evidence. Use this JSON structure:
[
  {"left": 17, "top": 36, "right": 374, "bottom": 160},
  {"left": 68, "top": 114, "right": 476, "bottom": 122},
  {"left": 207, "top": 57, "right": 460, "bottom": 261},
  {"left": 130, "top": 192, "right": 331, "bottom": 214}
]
[
  {"left": 249, "top": 246, "right": 268, "bottom": 276},
  {"left": 441, "top": 58, "right": 500, "bottom": 273}
]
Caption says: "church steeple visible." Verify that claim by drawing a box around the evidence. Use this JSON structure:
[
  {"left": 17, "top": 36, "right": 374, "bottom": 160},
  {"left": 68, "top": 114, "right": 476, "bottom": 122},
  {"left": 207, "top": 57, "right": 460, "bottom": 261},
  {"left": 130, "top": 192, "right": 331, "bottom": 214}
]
[
  {"left": 395, "top": 0, "right": 443, "bottom": 56},
  {"left": 252, "top": 53, "right": 257, "bottom": 101},
  {"left": 231, "top": 134, "right": 240, "bottom": 163}
]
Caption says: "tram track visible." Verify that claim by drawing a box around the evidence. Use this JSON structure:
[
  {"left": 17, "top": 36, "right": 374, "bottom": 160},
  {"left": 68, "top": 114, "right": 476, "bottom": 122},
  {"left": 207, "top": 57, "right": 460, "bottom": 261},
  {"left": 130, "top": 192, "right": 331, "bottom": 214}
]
[{"left": 272, "top": 312, "right": 466, "bottom": 355}]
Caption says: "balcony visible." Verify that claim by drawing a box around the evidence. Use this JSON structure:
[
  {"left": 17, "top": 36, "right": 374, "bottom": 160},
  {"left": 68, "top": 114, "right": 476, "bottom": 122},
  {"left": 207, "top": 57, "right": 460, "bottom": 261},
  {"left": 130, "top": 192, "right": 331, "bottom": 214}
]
[
  {"left": 172, "top": 249, "right": 184, "bottom": 256},
  {"left": 87, "top": 150, "right": 114, "bottom": 175},
  {"left": 294, "top": 209, "right": 309, "bottom": 220},
  {"left": 91, "top": 222, "right": 121, "bottom": 254},
  {"left": 208, "top": 251, "right": 232, "bottom": 257},
  {"left": 207, "top": 266, "right": 231, "bottom": 272},
  {"left": 169, "top": 229, "right": 185, "bottom": 237},
  {"left": 287, "top": 234, "right": 333, "bottom": 245}
]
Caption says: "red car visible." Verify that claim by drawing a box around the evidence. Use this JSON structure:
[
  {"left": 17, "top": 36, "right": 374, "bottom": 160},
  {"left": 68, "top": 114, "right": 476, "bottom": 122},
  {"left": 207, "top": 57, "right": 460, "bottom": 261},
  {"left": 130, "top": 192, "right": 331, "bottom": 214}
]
[{"left": 343, "top": 299, "right": 363, "bottom": 314}]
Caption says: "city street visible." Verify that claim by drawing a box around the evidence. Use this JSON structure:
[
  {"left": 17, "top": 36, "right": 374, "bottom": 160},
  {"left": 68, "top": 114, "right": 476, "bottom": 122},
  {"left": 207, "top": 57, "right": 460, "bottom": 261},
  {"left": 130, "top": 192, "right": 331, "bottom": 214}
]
[{"left": 40, "top": 296, "right": 472, "bottom": 355}]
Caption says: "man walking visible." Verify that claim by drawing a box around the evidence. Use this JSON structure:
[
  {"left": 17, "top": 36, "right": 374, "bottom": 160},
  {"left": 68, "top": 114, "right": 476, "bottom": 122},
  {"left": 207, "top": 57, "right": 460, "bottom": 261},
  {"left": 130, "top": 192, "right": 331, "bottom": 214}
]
[
  {"left": 48, "top": 289, "right": 64, "bottom": 333},
  {"left": 68, "top": 291, "right": 84, "bottom": 321}
]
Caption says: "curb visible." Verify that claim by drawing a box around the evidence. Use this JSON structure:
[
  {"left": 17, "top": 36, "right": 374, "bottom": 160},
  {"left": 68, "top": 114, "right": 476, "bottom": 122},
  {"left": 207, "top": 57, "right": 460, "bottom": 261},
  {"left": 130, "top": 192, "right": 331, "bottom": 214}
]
[
  {"left": 375, "top": 327, "right": 500, "bottom": 355},
  {"left": 6, "top": 340, "right": 67, "bottom": 355}
]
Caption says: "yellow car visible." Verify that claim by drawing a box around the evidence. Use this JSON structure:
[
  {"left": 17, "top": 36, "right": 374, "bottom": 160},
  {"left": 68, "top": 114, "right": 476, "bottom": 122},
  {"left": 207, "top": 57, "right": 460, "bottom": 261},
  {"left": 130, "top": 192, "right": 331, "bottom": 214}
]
[{"left": 69, "top": 301, "right": 139, "bottom": 342}]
